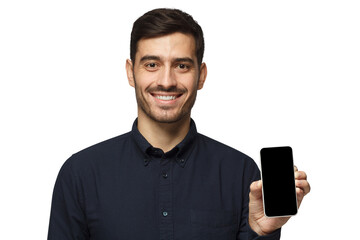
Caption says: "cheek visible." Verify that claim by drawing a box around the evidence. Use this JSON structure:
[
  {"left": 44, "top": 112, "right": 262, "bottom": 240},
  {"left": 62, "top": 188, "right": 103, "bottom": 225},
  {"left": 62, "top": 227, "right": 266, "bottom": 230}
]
[
  {"left": 177, "top": 70, "right": 198, "bottom": 87},
  {"left": 135, "top": 72, "right": 158, "bottom": 90},
  {"left": 185, "top": 77, "right": 199, "bottom": 92}
]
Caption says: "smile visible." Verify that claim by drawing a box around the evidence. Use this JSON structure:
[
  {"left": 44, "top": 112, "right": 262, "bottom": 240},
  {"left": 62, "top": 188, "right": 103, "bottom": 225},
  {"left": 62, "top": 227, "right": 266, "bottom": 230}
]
[
  {"left": 155, "top": 95, "right": 177, "bottom": 100},
  {"left": 151, "top": 93, "right": 183, "bottom": 101}
]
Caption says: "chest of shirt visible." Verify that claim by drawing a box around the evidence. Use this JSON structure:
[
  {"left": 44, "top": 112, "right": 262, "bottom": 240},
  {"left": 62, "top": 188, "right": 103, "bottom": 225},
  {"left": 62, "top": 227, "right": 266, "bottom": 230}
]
[{"left": 78, "top": 151, "right": 246, "bottom": 239}]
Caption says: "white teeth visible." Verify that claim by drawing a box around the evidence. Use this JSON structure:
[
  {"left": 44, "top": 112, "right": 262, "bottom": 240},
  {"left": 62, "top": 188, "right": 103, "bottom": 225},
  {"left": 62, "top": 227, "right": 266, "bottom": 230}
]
[{"left": 155, "top": 95, "right": 176, "bottom": 100}]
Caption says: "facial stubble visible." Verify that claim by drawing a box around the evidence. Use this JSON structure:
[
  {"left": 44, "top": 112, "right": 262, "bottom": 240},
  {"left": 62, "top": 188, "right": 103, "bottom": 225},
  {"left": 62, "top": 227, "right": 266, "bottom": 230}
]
[{"left": 132, "top": 73, "right": 199, "bottom": 124}]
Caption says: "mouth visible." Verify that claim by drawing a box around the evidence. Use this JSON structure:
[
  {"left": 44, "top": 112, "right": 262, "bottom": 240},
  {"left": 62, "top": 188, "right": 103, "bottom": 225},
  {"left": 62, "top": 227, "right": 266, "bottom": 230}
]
[
  {"left": 151, "top": 93, "right": 183, "bottom": 101},
  {"left": 155, "top": 95, "right": 177, "bottom": 100}
]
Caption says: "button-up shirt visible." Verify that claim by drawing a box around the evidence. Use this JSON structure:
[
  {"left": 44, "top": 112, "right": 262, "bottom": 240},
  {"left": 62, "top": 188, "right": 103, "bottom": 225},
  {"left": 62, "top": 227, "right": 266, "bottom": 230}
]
[{"left": 48, "top": 119, "right": 281, "bottom": 239}]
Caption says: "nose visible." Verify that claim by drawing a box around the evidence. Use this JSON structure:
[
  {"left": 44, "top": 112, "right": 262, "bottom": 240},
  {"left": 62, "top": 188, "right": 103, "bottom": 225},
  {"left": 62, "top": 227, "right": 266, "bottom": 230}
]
[{"left": 156, "top": 66, "right": 177, "bottom": 89}]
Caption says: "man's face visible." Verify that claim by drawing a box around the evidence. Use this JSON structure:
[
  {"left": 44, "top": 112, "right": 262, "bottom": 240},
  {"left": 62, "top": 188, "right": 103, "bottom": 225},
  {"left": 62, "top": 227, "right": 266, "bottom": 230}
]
[{"left": 126, "top": 32, "right": 207, "bottom": 124}]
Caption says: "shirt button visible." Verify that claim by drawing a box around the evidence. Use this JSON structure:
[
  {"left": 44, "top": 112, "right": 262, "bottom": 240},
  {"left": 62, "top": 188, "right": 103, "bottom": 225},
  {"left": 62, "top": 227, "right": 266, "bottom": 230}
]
[
  {"left": 180, "top": 159, "right": 185, "bottom": 163},
  {"left": 162, "top": 172, "right": 168, "bottom": 179},
  {"left": 162, "top": 211, "right": 168, "bottom": 217}
]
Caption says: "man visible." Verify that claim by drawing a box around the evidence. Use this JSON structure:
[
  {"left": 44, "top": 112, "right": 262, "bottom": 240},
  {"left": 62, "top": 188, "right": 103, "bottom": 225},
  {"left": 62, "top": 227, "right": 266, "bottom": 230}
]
[{"left": 48, "top": 8, "right": 310, "bottom": 239}]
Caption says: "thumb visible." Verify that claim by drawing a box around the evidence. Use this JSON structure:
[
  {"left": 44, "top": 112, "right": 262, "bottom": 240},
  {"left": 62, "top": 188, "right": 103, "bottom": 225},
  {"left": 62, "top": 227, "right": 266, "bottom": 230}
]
[{"left": 249, "top": 180, "right": 263, "bottom": 199}]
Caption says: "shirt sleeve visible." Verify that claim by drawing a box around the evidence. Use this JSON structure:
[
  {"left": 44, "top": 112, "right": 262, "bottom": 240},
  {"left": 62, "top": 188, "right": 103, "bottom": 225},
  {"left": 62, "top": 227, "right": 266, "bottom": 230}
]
[
  {"left": 245, "top": 219, "right": 281, "bottom": 239},
  {"left": 236, "top": 157, "right": 281, "bottom": 240},
  {"left": 48, "top": 156, "right": 90, "bottom": 240}
]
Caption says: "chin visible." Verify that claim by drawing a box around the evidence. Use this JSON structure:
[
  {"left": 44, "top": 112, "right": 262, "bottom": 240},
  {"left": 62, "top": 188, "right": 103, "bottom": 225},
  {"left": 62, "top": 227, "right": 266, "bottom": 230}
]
[
  {"left": 150, "top": 115, "right": 183, "bottom": 124},
  {"left": 148, "top": 111, "right": 189, "bottom": 124}
]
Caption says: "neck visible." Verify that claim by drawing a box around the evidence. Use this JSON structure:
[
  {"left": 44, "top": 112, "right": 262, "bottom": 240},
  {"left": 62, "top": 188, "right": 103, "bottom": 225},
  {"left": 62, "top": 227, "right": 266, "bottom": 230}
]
[{"left": 137, "top": 112, "right": 191, "bottom": 153}]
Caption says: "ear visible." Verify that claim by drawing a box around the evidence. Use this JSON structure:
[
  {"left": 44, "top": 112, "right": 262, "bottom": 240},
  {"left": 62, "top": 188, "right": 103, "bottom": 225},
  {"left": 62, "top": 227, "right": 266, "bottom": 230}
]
[
  {"left": 126, "top": 59, "right": 135, "bottom": 87},
  {"left": 197, "top": 62, "right": 207, "bottom": 90}
]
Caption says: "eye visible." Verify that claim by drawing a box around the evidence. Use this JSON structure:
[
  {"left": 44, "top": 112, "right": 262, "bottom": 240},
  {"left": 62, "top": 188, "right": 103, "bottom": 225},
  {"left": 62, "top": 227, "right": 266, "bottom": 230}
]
[
  {"left": 144, "top": 62, "right": 160, "bottom": 71},
  {"left": 146, "top": 63, "right": 157, "bottom": 68},
  {"left": 177, "top": 64, "right": 189, "bottom": 70}
]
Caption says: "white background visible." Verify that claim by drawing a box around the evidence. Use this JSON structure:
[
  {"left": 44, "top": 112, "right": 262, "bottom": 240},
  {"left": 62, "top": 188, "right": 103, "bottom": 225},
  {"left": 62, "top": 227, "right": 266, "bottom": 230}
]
[{"left": 1, "top": 0, "right": 359, "bottom": 239}]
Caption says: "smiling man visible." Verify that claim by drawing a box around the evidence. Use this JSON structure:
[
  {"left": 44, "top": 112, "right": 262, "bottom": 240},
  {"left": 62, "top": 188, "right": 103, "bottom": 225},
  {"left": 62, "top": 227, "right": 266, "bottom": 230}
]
[
  {"left": 126, "top": 31, "right": 207, "bottom": 153},
  {"left": 48, "top": 8, "right": 310, "bottom": 240}
]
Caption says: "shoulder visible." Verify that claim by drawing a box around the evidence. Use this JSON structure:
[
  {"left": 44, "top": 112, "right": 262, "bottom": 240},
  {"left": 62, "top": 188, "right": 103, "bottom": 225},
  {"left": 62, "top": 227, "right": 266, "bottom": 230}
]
[
  {"left": 74, "top": 131, "right": 131, "bottom": 158},
  {"left": 60, "top": 132, "right": 132, "bottom": 174},
  {"left": 196, "top": 133, "right": 259, "bottom": 170},
  {"left": 196, "top": 133, "right": 250, "bottom": 159},
  {"left": 194, "top": 132, "right": 261, "bottom": 183}
]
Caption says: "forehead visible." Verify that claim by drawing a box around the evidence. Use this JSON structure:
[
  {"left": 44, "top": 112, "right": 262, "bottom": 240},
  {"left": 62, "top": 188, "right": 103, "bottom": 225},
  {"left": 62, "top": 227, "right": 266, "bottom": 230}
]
[{"left": 135, "top": 33, "right": 196, "bottom": 62}]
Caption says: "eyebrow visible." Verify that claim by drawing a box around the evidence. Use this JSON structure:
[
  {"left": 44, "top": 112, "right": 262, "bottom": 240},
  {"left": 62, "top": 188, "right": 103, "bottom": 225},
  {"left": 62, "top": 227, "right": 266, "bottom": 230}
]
[
  {"left": 174, "top": 57, "right": 195, "bottom": 65},
  {"left": 139, "top": 55, "right": 195, "bottom": 65},
  {"left": 139, "top": 55, "right": 161, "bottom": 63}
]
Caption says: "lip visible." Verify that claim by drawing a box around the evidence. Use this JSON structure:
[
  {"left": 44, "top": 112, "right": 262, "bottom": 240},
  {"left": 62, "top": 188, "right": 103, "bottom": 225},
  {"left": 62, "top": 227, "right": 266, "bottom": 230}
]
[{"left": 150, "top": 92, "right": 183, "bottom": 104}]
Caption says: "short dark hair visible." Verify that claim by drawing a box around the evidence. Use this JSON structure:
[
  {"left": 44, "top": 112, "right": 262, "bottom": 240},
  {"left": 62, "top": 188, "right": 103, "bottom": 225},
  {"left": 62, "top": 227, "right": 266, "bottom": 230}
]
[{"left": 130, "top": 8, "right": 204, "bottom": 66}]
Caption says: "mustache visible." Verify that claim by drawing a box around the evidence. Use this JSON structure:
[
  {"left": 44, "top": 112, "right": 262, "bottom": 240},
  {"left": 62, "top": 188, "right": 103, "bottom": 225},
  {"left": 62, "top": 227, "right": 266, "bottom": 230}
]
[
  {"left": 133, "top": 73, "right": 186, "bottom": 94},
  {"left": 147, "top": 86, "right": 186, "bottom": 94}
]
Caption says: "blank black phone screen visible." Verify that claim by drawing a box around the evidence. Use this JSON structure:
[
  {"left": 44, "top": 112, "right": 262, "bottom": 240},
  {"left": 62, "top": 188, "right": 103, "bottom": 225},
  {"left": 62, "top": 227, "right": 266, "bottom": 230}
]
[{"left": 260, "top": 146, "right": 297, "bottom": 217}]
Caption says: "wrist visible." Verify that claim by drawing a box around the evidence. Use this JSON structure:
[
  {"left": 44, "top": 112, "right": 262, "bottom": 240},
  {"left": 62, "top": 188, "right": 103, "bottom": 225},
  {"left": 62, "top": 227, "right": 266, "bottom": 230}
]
[{"left": 248, "top": 217, "right": 274, "bottom": 236}]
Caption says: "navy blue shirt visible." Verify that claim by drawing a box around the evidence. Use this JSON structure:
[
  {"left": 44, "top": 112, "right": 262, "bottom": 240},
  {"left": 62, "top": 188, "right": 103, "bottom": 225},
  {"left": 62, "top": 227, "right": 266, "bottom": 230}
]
[{"left": 48, "top": 119, "right": 281, "bottom": 239}]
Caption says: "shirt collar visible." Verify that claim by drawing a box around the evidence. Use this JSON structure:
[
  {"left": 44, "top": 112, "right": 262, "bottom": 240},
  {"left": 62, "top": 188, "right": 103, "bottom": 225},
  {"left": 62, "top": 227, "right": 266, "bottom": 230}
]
[{"left": 130, "top": 118, "right": 198, "bottom": 168}]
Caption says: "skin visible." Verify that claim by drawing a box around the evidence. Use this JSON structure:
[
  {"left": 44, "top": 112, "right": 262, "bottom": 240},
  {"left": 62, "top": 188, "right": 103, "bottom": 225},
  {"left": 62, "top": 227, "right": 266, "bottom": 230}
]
[
  {"left": 126, "top": 31, "right": 311, "bottom": 235},
  {"left": 126, "top": 32, "right": 207, "bottom": 152},
  {"left": 249, "top": 166, "right": 311, "bottom": 235}
]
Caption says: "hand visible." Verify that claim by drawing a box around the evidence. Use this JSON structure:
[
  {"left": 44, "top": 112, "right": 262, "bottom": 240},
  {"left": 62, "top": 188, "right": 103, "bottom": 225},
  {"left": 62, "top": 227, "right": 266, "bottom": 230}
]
[{"left": 248, "top": 166, "right": 311, "bottom": 236}]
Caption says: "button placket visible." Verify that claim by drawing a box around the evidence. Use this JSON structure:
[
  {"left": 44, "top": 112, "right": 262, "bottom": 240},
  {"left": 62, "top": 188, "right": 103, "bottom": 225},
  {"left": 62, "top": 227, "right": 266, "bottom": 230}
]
[{"left": 159, "top": 156, "right": 173, "bottom": 239}]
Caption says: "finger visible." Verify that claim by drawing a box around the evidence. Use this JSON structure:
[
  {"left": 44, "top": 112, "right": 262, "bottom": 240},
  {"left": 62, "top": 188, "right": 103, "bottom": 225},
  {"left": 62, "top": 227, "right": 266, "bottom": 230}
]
[
  {"left": 294, "top": 165, "right": 298, "bottom": 172},
  {"left": 296, "top": 187, "right": 305, "bottom": 207},
  {"left": 295, "top": 171, "right": 307, "bottom": 180},
  {"left": 295, "top": 179, "right": 311, "bottom": 196},
  {"left": 249, "top": 180, "right": 262, "bottom": 199}
]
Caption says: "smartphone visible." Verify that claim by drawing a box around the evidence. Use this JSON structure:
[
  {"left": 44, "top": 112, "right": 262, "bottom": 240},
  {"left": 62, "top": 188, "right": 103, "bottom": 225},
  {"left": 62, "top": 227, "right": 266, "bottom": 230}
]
[{"left": 260, "top": 146, "right": 298, "bottom": 217}]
